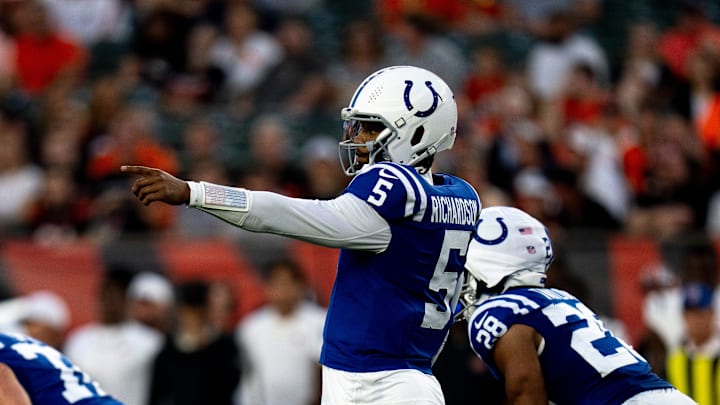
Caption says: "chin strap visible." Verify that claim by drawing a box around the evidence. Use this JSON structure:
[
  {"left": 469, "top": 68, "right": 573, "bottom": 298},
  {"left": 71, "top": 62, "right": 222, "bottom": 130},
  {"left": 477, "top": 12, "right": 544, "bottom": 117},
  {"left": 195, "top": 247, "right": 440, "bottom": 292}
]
[
  {"left": 455, "top": 274, "right": 503, "bottom": 322},
  {"left": 455, "top": 270, "right": 547, "bottom": 322},
  {"left": 501, "top": 270, "right": 547, "bottom": 293},
  {"left": 406, "top": 131, "right": 450, "bottom": 168}
]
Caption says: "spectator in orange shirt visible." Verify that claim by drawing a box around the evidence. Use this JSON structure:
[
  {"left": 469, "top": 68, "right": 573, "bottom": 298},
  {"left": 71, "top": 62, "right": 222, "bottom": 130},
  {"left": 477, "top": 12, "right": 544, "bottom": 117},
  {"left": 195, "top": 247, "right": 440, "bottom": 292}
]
[
  {"left": 658, "top": 2, "right": 720, "bottom": 80},
  {"left": 560, "top": 63, "right": 609, "bottom": 126},
  {"left": 86, "top": 106, "right": 179, "bottom": 233},
  {"left": 463, "top": 46, "right": 507, "bottom": 111},
  {"left": 7, "top": 0, "right": 86, "bottom": 96},
  {"left": 86, "top": 106, "right": 179, "bottom": 182}
]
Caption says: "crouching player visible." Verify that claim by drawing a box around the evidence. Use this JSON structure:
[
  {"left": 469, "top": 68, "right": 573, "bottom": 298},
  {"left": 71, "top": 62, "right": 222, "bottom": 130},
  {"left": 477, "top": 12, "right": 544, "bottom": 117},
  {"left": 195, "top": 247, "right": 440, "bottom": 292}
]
[
  {"left": 0, "top": 333, "right": 123, "bottom": 404},
  {"left": 456, "top": 206, "right": 696, "bottom": 404}
]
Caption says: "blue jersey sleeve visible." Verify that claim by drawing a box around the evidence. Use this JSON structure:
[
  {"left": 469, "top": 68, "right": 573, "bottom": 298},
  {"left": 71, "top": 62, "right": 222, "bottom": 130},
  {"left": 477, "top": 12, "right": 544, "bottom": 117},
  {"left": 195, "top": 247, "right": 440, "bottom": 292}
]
[
  {"left": 466, "top": 294, "right": 539, "bottom": 378},
  {"left": 344, "top": 162, "right": 426, "bottom": 221}
]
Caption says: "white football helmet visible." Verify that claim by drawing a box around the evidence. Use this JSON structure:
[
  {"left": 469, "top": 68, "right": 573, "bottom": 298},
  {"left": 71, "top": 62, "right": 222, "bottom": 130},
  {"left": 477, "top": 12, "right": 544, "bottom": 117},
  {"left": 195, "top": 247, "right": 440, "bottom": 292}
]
[
  {"left": 456, "top": 206, "right": 555, "bottom": 321},
  {"left": 339, "top": 65, "right": 458, "bottom": 176}
]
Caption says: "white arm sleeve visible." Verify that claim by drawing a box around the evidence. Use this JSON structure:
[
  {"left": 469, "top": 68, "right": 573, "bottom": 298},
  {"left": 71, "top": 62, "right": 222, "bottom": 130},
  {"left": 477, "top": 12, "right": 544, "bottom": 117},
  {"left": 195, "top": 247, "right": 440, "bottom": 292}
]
[{"left": 187, "top": 182, "right": 391, "bottom": 252}]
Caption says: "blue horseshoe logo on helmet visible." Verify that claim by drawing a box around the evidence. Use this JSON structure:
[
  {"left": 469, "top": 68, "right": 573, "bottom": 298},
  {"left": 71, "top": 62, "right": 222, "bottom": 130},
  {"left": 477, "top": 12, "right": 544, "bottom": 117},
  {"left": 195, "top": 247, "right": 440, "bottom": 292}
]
[
  {"left": 473, "top": 217, "right": 508, "bottom": 245},
  {"left": 404, "top": 80, "right": 441, "bottom": 117}
]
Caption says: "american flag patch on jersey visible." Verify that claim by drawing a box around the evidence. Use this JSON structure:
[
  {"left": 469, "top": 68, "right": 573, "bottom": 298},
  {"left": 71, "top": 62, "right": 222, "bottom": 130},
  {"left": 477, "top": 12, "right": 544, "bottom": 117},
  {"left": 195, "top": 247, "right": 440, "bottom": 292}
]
[
  {"left": 519, "top": 227, "right": 533, "bottom": 235},
  {"left": 202, "top": 183, "right": 249, "bottom": 211}
]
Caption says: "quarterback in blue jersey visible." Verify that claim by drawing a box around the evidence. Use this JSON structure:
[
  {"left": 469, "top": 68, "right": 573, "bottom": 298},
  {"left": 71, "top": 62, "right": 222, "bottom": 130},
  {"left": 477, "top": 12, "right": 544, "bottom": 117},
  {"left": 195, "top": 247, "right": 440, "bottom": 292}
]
[
  {"left": 0, "top": 333, "right": 123, "bottom": 405},
  {"left": 122, "top": 66, "right": 481, "bottom": 404},
  {"left": 456, "top": 206, "right": 695, "bottom": 404}
]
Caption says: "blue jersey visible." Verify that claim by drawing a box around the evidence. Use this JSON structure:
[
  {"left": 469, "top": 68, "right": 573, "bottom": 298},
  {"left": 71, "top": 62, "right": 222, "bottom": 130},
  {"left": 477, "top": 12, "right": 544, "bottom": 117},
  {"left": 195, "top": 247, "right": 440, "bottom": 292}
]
[
  {"left": 468, "top": 288, "right": 672, "bottom": 404},
  {"left": 0, "top": 333, "right": 123, "bottom": 405},
  {"left": 320, "top": 162, "right": 481, "bottom": 374}
]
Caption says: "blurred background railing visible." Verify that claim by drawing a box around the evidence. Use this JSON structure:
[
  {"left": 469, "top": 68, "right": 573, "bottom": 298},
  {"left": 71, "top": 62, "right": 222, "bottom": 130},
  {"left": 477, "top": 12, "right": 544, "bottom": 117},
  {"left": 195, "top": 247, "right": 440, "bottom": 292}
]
[{"left": 2, "top": 231, "right": 718, "bottom": 348}]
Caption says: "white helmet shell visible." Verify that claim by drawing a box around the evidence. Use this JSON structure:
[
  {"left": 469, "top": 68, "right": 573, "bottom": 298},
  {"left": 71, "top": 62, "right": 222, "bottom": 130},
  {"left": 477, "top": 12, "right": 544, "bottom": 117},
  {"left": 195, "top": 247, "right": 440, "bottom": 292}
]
[
  {"left": 339, "top": 65, "right": 457, "bottom": 175},
  {"left": 465, "top": 206, "right": 554, "bottom": 289}
]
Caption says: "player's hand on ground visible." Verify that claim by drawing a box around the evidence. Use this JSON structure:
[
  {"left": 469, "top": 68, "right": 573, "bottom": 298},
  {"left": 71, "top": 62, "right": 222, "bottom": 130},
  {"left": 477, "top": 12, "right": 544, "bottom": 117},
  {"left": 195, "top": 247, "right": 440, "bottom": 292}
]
[{"left": 121, "top": 165, "right": 190, "bottom": 206}]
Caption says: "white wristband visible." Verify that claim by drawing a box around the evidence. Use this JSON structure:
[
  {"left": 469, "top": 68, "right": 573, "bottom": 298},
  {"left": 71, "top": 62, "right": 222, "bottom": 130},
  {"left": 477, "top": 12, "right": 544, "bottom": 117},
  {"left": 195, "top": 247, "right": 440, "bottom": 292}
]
[
  {"left": 187, "top": 181, "right": 251, "bottom": 212},
  {"left": 187, "top": 181, "right": 203, "bottom": 207}
]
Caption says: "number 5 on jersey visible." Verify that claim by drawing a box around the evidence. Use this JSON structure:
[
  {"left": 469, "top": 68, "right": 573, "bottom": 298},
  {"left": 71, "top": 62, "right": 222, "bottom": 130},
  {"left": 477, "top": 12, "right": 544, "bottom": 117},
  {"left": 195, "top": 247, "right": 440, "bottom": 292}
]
[
  {"left": 422, "top": 229, "right": 471, "bottom": 329},
  {"left": 368, "top": 178, "right": 394, "bottom": 206}
]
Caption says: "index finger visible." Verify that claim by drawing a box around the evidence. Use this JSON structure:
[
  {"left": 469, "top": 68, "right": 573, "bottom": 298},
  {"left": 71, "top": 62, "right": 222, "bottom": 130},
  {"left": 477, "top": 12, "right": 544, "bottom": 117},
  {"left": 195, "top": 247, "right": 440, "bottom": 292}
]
[{"left": 120, "top": 165, "right": 157, "bottom": 176}]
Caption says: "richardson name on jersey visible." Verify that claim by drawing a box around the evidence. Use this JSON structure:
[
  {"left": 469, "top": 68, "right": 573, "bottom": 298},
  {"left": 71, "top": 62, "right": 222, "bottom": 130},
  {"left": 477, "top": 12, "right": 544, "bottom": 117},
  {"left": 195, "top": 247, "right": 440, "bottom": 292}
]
[{"left": 430, "top": 196, "right": 479, "bottom": 226}]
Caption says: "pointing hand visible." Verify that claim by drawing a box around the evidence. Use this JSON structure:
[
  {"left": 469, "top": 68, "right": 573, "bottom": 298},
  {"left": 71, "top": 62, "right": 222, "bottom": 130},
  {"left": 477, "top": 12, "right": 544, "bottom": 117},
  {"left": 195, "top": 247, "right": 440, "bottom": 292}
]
[{"left": 121, "top": 165, "right": 190, "bottom": 206}]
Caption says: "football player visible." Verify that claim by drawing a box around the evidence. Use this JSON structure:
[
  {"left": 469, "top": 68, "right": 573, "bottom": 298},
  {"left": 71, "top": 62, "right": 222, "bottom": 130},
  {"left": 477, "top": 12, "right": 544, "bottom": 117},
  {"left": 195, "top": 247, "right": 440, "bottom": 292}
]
[
  {"left": 457, "top": 206, "right": 696, "bottom": 404},
  {"left": 122, "top": 65, "right": 481, "bottom": 404},
  {"left": 0, "top": 333, "right": 123, "bottom": 404}
]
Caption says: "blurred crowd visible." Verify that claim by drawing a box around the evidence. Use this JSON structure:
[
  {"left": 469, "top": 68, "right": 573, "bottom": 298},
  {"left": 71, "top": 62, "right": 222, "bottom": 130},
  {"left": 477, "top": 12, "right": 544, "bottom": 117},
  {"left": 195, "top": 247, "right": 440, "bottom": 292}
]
[
  {"left": 2, "top": 0, "right": 720, "bottom": 404},
  {"left": 0, "top": 0, "right": 719, "bottom": 245},
  {"left": 0, "top": 259, "right": 326, "bottom": 405}
]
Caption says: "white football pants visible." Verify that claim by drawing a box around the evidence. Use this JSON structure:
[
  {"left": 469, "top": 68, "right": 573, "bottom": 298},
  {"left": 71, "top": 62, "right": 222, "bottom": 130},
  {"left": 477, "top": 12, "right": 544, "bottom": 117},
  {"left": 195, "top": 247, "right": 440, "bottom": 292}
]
[
  {"left": 321, "top": 366, "right": 445, "bottom": 405},
  {"left": 623, "top": 388, "right": 697, "bottom": 404}
]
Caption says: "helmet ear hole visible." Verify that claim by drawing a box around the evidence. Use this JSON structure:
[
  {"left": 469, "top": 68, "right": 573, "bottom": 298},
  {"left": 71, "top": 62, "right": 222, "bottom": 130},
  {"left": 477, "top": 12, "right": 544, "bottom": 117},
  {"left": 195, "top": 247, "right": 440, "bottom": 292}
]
[{"left": 411, "top": 126, "right": 425, "bottom": 146}]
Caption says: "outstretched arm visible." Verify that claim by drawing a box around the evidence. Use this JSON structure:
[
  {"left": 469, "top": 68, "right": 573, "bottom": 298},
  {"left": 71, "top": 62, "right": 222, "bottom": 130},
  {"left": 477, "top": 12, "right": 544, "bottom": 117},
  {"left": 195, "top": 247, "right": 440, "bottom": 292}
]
[
  {"left": 122, "top": 165, "right": 392, "bottom": 251},
  {"left": 0, "top": 363, "right": 32, "bottom": 405},
  {"left": 493, "top": 324, "right": 547, "bottom": 405}
]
